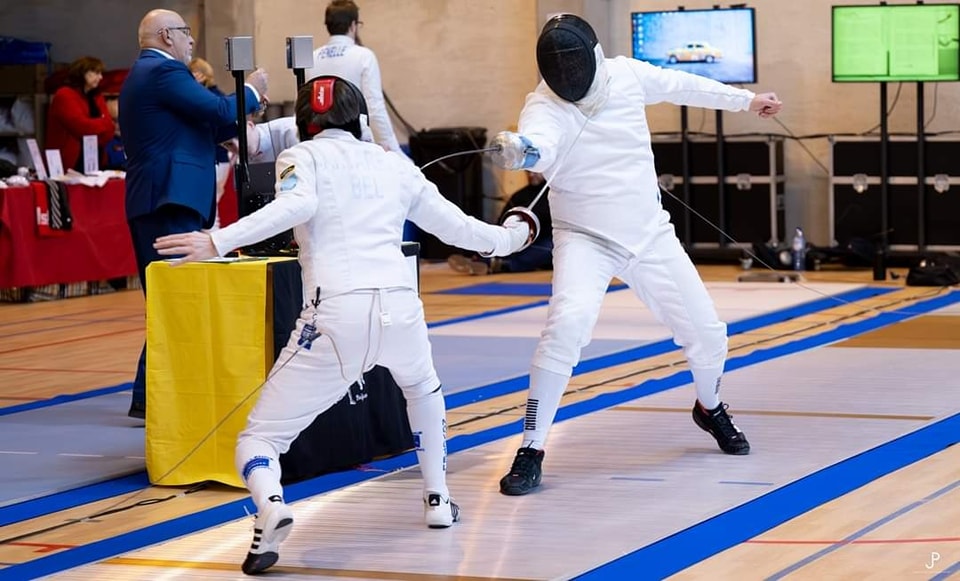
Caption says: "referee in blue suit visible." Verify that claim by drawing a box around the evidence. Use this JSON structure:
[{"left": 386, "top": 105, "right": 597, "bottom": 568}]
[{"left": 119, "top": 8, "right": 269, "bottom": 419}]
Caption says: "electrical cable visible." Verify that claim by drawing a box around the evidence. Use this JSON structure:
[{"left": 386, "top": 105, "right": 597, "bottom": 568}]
[
  {"left": 0, "top": 338, "right": 315, "bottom": 548},
  {"left": 860, "top": 82, "right": 903, "bottom": 135},
  {"left": 924, "top": 83, "right": 939, "bottom": 130}
]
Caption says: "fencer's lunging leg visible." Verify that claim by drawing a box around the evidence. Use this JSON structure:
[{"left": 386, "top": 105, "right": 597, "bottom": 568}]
[
  {"left": 399, "top": 381, "right": 460, "bottom": 527},
  {"left": 500, "top": 230, "right": 626, "bottom": 496},
  {"left": 520, "top": 365, "right": 570, "bottom": 450},
  {"left": 404, "top": 385, "right": 449, "bottom": 497},
  {"left": 380, "top": 288, "right": 460, "bottom": 525},
  {"left": 237, "top": 438, "right": 285, "bottom": 509},
  {"left": 618, "top": 215, "right": 748, "bottom": 454},
  {"left": 524, "top": 229, "right": 627, "bottom": 449}
]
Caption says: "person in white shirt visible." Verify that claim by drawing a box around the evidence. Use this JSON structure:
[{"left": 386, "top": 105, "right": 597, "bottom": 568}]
[
  {"left": 490, "top": 14, "right": 783, "bottom": 496},
  {"left": 303, "top": 0, "right": 402, "bottom": 154},
  {"left": 247, "top": 116, "right": 299, "bottom": 164},
  {"left": 246, "top": 113, "right": 374, "bottom": 164},
  {"left": 153, "top": 76, "right": 537, "bottom": 575}
]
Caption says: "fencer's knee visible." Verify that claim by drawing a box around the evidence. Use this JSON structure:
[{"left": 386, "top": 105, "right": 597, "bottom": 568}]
[
  {"left": 235, "top": 435, "right": 280, "bottom": 480},
  {"left": 531, "top": 353, "right": 574, "bottom": 377},
  {"left": 537, "top": 305, "right": 597, "bottom": 370},
  {"left": 400, "top": 379, "right": 442, "bottom": 402},
  {"left": 690, "top": 321, "right": 728, "bottom": 367}
]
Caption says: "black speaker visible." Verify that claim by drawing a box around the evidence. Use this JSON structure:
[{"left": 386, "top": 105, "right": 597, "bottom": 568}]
[{"left": 408, "top": 127, "right": 487, "bottom": 259}]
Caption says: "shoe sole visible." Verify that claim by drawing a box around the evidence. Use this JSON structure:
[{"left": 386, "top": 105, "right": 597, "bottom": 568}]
[
  {"left": 241, "top": 512, "right": 294, "bottom": 575},
  {"left": 499, "top": 479, "right": 541, "bottom": 496},
  {"left": 425, "top": 502, "right": 460, "bottom": 528},
  {"left": 693, "top": 412, "right": 750, "bottom": 455}
]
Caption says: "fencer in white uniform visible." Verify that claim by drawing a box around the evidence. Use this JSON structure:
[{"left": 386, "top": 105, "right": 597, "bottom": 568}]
[
  {"left": 303, "top": 0, "right": 403, "bottom": 153},
  {"left": 490, "top": 14, "right": 783, "bottom": 496},
  {"left": 154, "top": 76, "right": 537, "bottom": 575}
]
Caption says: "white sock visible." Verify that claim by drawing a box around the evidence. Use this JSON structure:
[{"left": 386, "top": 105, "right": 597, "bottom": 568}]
[
  {"left": 692, "top": 364, "right": 723, "bottom": 411},
  {"left": 405, "top": 387, "right": 449, "bottom": 497},
  {"left": 236, "top": 438, "right": 284, "bottom": 511},
  {"left": 520, "top": 365, "right": 570, "bottom": 450}
]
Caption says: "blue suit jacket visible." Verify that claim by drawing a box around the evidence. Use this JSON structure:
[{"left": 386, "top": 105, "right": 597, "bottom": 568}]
[{"left": 119, "top": 50, "right": 259, "bottom": 226}]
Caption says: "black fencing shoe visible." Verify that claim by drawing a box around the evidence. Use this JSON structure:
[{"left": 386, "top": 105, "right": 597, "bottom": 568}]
[
  {"left": 499, "top": 447, "right": 545, "bottom": 495},
  {"left": 424, "top": 492, "right": 461, "bottom": 528},
  {"left": 693, "top": 402, "right": 751, "bottom": 455},
  {"left": 241, "top": 497, "right": 294, "bottom": 575}
]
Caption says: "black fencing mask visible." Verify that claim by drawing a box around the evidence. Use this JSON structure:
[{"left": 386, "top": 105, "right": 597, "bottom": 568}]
[{"left": 536, "top": 14, "right": 599, "bottom": 102}]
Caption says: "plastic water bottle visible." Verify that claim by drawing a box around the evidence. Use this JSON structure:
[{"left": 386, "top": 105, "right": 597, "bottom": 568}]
[{"left": 791, "top": 227, "right": 806, "bottom": 271}]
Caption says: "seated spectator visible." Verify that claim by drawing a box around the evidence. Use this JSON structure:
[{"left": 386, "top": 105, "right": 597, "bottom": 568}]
[
  {"left": 102, "top": 96, "right": 126, "bottom": 170},
  {"left": 44, "top": 57, "right": 116, "bottom": 172},
  {"left": 448, "top": 172, "right": 553, "bottom": 275}
]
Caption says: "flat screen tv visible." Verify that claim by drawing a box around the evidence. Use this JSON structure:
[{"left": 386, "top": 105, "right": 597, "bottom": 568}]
[
  {"left": 832, "top": 4, "right": 960, "bottom": 82},
  {"left": 631, "top": 7, "right": 757, "bottom": 84}
]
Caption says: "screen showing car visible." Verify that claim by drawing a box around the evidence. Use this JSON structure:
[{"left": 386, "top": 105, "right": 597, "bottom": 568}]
[
  {"left": 832, "top": 4, "right": 960, "bottom": 82},
  {"left": 631, "top": 8, "right": 757, "bottom": 84}
]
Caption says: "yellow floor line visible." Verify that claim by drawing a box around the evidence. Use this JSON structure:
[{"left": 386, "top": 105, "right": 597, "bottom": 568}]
[{"left": 105, "top": 556, "right": 537, "bottom": 581}]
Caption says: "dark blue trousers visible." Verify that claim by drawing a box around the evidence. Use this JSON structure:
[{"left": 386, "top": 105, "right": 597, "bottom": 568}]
[{"left": 127, "top": 204, "right": 205, "bottom": 414}]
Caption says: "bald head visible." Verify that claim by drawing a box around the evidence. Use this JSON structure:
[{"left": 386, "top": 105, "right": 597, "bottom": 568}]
[{"left": 138, "top": 9, "right": 194, "bottom": 63}]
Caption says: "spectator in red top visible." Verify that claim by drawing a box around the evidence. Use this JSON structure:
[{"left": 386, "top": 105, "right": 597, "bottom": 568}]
[{"left": 44, "top": 56, "right": 116, "bottom": 172}]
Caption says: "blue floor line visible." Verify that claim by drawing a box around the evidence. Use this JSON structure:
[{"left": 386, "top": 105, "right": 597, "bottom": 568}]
[
  {"left": 0, "top": 472, "right": 149, "bottom": 528},
  {"left": 0, "top": 286, "right": 891, "bottom": 418},
  {"left": 444, "top": 286, "right": 894, "bottom": 409},
  {"left": 766, "top": 479, "right": 960, "bottom": 580},
  {"left": 0, "top": 383, "right": 132, "bottom": 417},
  {"left": 0, "top": 287, "right": 880, "bottom": 528},
  {"left": 932, "top": 560, "right": 960, "bottom": 580},
  {"left": 3, "top": 289, "right": 954, "bottom": 580},
  {"left": 426, "top": 299, "right": 551, "bottom": 328},
  {"left": 575, "top": 412, "right": 960, "bottom": 580}
]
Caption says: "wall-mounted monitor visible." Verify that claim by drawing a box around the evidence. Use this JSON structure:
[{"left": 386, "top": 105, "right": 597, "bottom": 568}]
[
  {"left": 832, "top": 4, "right": 960, "bottom": 82},
  {"left": 631, "top": 7, "right": 757, "bottom": 84}
]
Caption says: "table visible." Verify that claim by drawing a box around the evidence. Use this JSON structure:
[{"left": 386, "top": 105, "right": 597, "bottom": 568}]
[
  {"left": 0, "top": 179, "right": 137, "bottom": 289},
  {"left": 144, "top": 253, "right": 418, "bottom": 487}
]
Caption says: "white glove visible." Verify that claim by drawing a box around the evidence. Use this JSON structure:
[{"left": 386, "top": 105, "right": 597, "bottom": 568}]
[
  {"left": 502, "top": 207, "right": 539, "bottom": 254},
  {"left": 490, "top": 131, "right": 540, "bottom": 170}
]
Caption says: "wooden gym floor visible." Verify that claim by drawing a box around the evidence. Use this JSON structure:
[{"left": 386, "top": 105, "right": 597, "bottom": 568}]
[{"left": 0, "top": 263, "right": 958, "bottom": 579}]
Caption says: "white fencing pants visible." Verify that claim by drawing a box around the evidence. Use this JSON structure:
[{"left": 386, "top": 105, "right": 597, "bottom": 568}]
[
  {"left": 524, "top": 215, "right": 728, "bottom": 448},
  {"left": 236, "top": 288, "right": 449, "bottom": 511}
]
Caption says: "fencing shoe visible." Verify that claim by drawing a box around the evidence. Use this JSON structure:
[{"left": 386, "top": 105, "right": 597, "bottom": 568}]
[
  {"left": 241, "top": 496, "right": 294, "bottom": 575},
  {"left": 693, "top": 402, "right": 751, "bottom": 455},
  {"left": 499, "top": 447, "right": 545, "bottom": 496},
  {"left": 424, "top": 492, "right": 461, "bottom": 528}
]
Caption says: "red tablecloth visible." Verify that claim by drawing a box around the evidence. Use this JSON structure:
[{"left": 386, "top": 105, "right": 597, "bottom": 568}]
[{"left": 0, "top": 179, "right": 137, "bottom": 288}]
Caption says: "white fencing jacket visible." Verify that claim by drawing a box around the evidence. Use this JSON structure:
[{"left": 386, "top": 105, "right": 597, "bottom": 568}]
[
  {"left": 211, "top": 129, "right": 524, "bottom": 302},
  {"left": 303, "top": 35, "right": 402, "bottom": 154},
  {"left": 520, "top": 56, "right": 755, "bottom": 254}
]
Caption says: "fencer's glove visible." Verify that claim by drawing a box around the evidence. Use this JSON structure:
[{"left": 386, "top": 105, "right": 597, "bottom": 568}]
[
  {"left": 502, "top": 207, "right": 540, "bottom": 254},
  {"left": 490, "top": 131, "right": 540, "bottom": 170}
]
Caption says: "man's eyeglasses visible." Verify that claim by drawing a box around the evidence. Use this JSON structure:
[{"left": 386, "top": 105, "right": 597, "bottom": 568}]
[{"left": 161, "top": 26, "right": 192, "bottom": 37}]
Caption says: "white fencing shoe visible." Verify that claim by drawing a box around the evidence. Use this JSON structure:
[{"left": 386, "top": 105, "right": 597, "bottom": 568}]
[
  {"left": 423, "top": 492, "right": 461, "bottom": 528},
  {"left": 241, "top": 497, "right": 294, "bottom": 575}
]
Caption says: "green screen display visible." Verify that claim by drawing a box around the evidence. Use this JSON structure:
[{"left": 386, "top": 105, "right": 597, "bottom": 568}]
[{"left": 832, "top": 4, "right": 960, "bottom": 82}]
